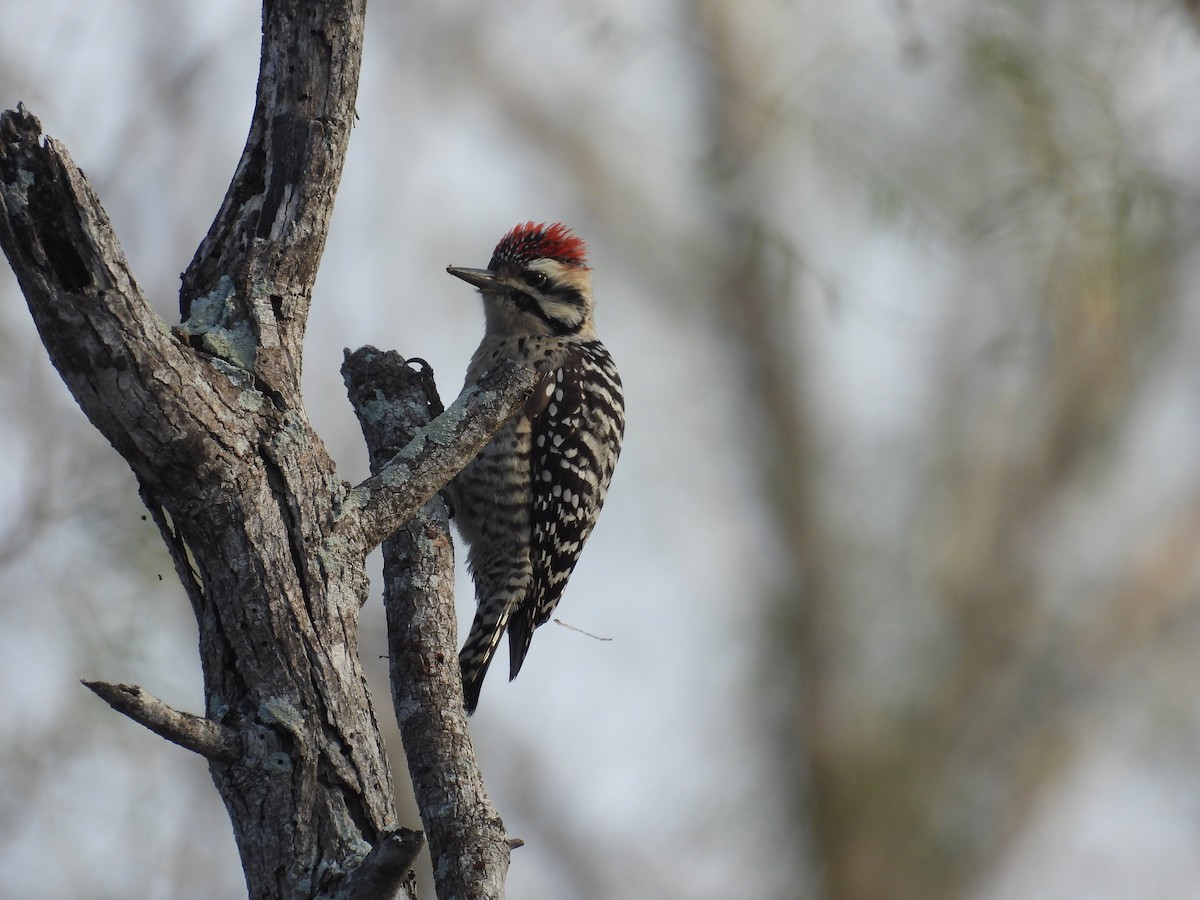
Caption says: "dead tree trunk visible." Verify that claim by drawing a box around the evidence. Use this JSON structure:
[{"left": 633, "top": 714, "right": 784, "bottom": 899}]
[{"left": 0, "top": 2, "right": 528, "bottom": 898}]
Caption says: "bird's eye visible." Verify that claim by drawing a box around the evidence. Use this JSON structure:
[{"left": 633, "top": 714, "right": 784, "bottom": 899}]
[{"left": 523, "top": 271, "right": 548, "bottom": 289}]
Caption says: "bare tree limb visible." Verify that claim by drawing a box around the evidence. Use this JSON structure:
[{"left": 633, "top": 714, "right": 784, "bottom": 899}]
[
  {"left": 333, "top": 357, "right": 539, "bottom": 558},
  {"left": 180, "top": 0, "right": 367, "bottom": 398},
  {"left": 343, "top": 347, "right": 513, "bottom": 900},
  {"left": 0, "top": 105, "right": 225, "bottom": 499},
  {"left": 82, "top": 681, "right": 241, "bottom": 763}
]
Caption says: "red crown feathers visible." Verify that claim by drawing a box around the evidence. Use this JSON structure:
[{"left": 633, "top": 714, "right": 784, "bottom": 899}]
[{"left": 489, "top": 222, "right": 589, "bottom": 270}]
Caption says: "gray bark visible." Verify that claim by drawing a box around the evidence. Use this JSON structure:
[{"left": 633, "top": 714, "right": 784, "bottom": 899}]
[
  {"left": 343, "top": 349, "right": 515, "bottom": 900},
  {"left": 0, "top": 2, "right": 529, "bottom": 898}
]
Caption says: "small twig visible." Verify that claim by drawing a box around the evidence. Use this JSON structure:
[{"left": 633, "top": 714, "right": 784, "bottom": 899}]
[
  {"left": 82, "top": 680, "right": 240, "bottom": 763},
  {"left": 552, "top": 619, "right": 613, "bottom": 641}
]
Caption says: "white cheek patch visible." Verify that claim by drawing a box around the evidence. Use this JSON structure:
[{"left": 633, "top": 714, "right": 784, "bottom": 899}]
[{"left": 543, "top": 300, "right": 582, "bottom": 326}]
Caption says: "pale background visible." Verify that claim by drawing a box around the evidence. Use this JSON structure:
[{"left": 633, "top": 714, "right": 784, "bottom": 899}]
[{"left": 3, "top": 2, "right": 1200, "bottom": 898}]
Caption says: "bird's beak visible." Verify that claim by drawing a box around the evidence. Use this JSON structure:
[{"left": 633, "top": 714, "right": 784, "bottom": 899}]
[{"left": 446, "top": 266, "right": 500, "bottom": 291}]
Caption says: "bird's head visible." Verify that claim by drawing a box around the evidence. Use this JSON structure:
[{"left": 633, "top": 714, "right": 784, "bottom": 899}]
[{"left": 448, "top": 222, "right": 596, "bottom": 340}]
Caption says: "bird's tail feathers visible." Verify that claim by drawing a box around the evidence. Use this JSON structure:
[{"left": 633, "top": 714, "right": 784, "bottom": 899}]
[
  {"left": 507, "top": 607, "right": 536, "bottom": 681},
  {"left": 459, "top": 603, "right": 512, "bottom": 715}
]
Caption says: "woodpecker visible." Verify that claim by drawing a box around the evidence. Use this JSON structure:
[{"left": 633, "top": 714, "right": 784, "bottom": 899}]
[{"left": 446, "top": 222, "right": 625, "bottom": 713}]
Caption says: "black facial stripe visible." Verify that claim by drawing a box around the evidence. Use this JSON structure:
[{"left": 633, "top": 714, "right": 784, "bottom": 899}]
[
  {"left": 551, "top": 286, "right": 586, "bottom": 307},
  {"left": 511, "top": 290, "right": 581, "bottom": 337},
  {"left": 512, "top": 291, "right": 541, "bottom": 317}
]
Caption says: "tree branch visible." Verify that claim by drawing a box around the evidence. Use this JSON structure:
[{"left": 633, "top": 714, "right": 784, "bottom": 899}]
[
  {"left": 333, "top": 355, "right": 538, "bottom": 557},
  {"left": 82, "top": 681, "right": 241, "bottom": 763},
  {"left": 343, "top": 347, "right": 513, "bottom": 900},
  {"left": 180, "top": 0, "right": 367, "bottom": 397},
  {"left": 0, "top": 105, "right": 236, "bottom": 500}
]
